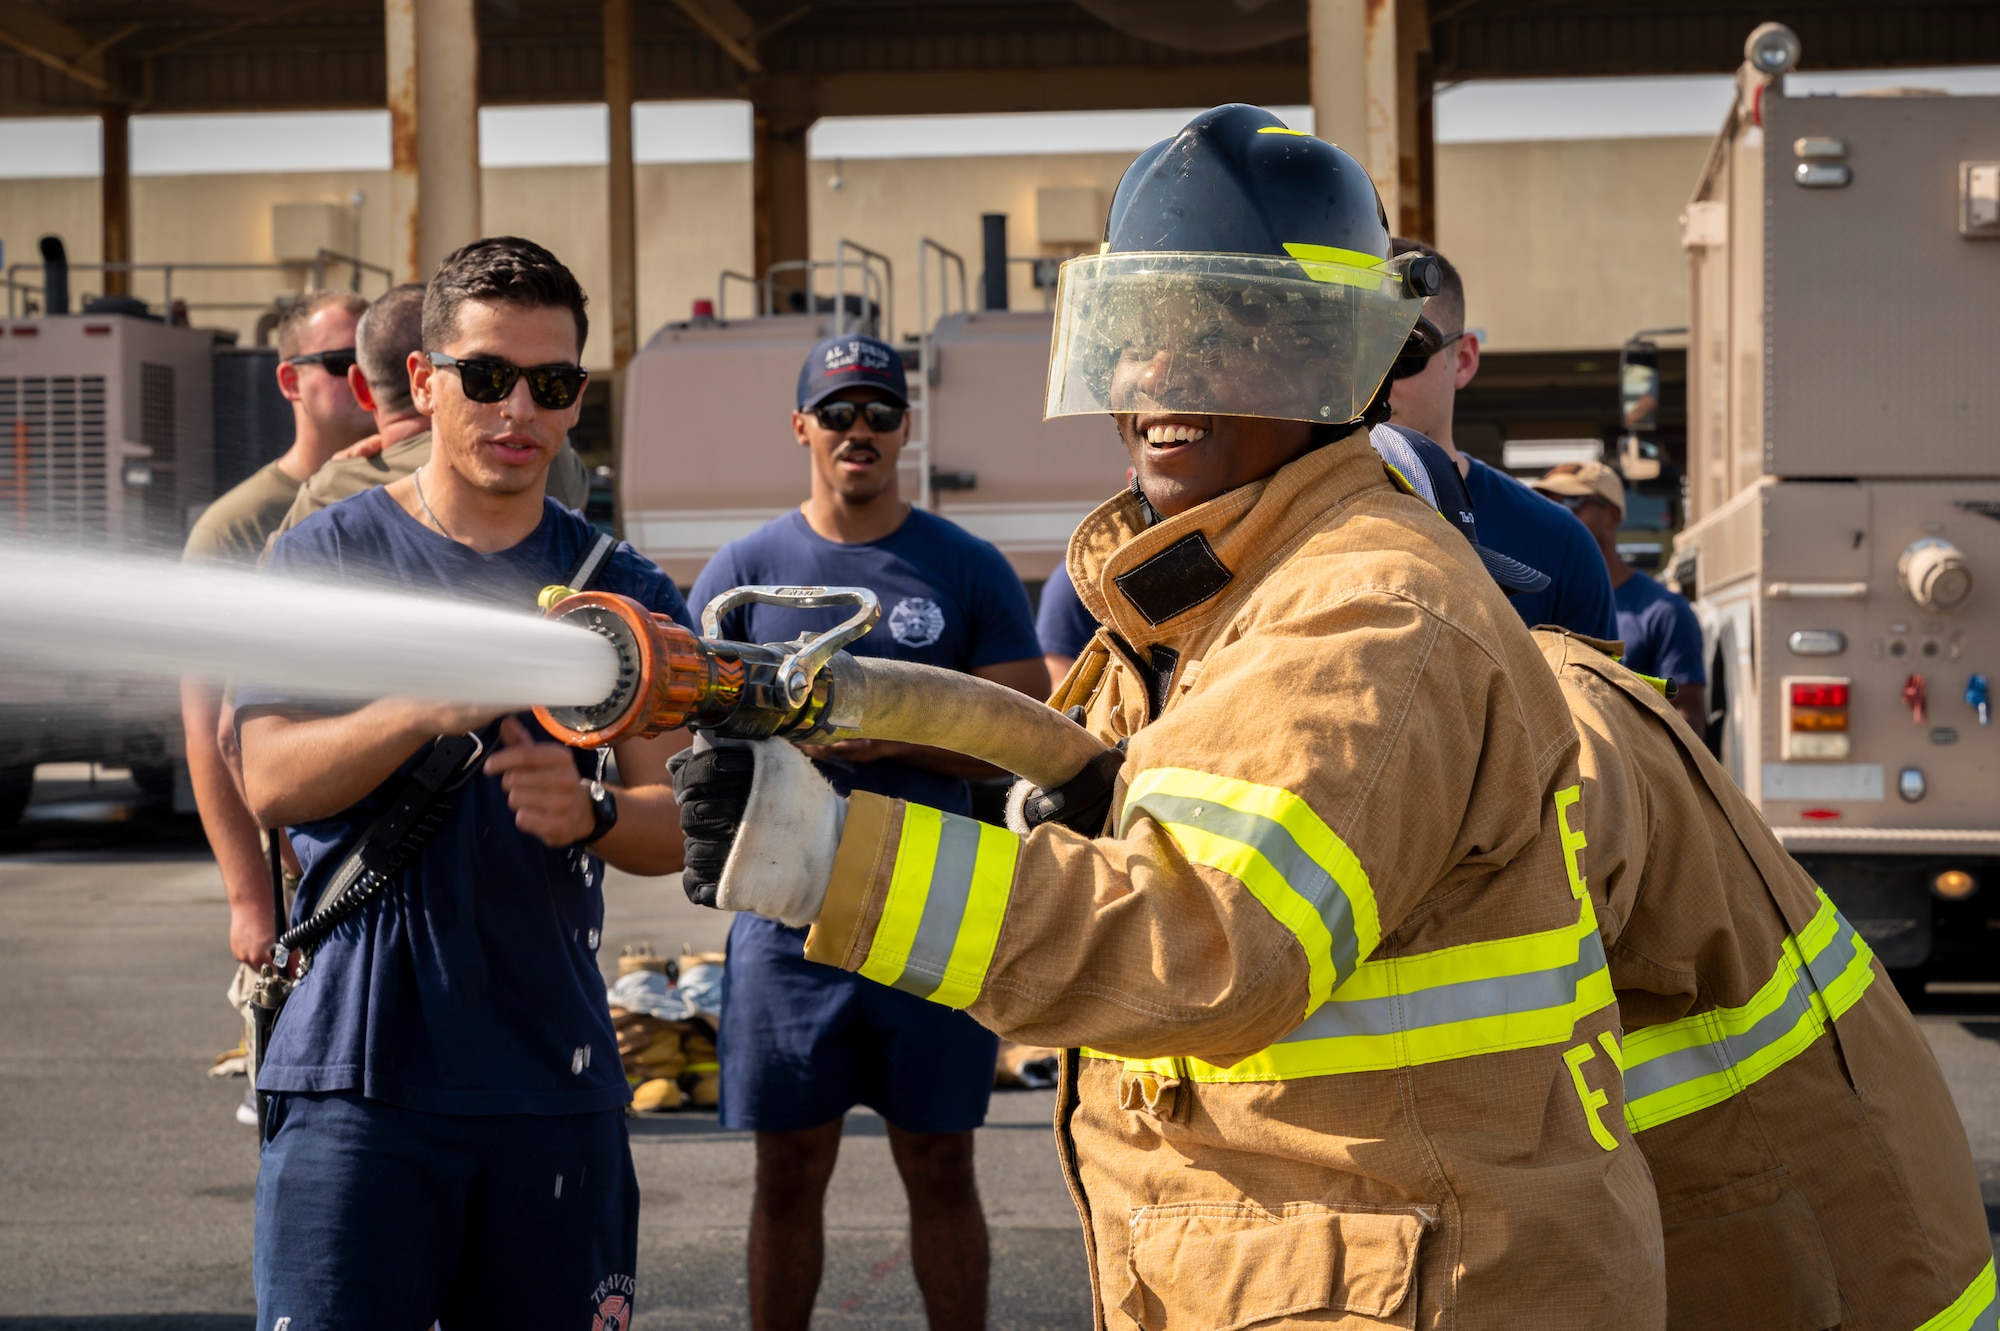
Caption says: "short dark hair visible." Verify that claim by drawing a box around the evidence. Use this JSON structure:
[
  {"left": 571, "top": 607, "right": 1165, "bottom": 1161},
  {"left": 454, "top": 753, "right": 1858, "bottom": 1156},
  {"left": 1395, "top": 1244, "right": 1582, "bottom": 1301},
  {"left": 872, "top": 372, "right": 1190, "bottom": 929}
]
[
  {"left": 355, "top": 283, "right": 426, "bottom": 413},
  {"left": 1392, "top": 237, "right": 1464, "bottom": 334},
  {"left": 275, "top": 289, "right": 368, "bottom": 360},
  {"left": 423, "top": 236, "right": 588, "bottom": 357}
]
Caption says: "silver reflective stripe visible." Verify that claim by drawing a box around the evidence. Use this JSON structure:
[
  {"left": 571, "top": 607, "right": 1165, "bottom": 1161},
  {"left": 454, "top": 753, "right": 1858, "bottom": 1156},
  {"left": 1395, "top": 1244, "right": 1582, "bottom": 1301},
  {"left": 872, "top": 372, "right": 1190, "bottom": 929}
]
[
  {"left": 1805, "top": 916, "right": 1863, "bottom": 994},
  {"left": 1621, "top": 972, "right": 1821, "bottom": 1103},
  {"left": 1127, "top": 791, "right": 1363, "bottom": 983},
  {"left": 1281, "top": 925, "right": 1609, "bottom": 1044},
  {"left": 888, "top": 813, "right": 986, "bottom": 999},
  {"left": 1622, "top": 894, "right": 1886, "bottom": 1135}
]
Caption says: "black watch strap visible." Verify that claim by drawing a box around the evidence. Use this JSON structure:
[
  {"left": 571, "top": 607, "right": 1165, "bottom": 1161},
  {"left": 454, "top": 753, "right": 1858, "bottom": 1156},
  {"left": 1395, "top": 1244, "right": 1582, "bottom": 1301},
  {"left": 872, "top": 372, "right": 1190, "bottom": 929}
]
[{"left": 581, "top": 781, "right": 619, "bottom": 846}]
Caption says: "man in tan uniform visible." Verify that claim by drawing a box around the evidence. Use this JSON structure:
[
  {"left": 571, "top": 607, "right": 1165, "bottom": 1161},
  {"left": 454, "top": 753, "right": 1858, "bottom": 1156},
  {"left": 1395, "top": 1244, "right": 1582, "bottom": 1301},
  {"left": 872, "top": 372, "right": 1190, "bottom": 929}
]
[
  {"left": 272, "top": 283, "right": 591, "bottom": 541},
  {"left": 181, "top": 289, "right": 373, "bottom": 1123},
  {"left": 1535, "top": 628, "right": 1993, "bottom": 1331},
  {"left": 186, "top": 290, "right": 373, "bottom": 565},
  {"left": 671, "top": 105, "right": 1666, "bottom": 1328}
]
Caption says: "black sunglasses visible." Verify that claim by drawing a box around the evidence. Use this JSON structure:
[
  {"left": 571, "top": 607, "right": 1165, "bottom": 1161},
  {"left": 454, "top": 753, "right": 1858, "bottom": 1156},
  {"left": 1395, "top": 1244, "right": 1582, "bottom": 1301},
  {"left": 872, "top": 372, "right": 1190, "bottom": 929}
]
[
  {"left": 286, "top": 348, "right": 357, "bottom": 378},
  {"left": 1389, "top": 328, "right": 1467, "bottom": 381},
  {"left": 427, "top": 353, "right": 588, "bottom": 410},
  {"left": 811, "top": 399, "right": 906, "bottom": 433}
]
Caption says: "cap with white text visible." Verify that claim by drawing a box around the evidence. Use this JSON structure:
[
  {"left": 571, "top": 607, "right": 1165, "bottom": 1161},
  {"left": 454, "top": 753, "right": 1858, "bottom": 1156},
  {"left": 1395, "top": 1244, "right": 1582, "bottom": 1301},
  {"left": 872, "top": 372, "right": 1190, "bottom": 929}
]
[{"left": 797, "top": 334, "right": 909, "bottom": 412}]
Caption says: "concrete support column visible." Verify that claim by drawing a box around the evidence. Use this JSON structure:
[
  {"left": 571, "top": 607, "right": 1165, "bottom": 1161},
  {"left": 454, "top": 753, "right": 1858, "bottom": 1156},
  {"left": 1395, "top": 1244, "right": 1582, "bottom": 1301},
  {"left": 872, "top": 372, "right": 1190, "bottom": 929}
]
[
  {"left": 1308, "top": 0, "right": 1366, "bottom": 172},
  {"left": 751, "top": 79, "right": 814, "bottom": 310},
  {"left": 386, "top": 0, "right": 482, "bottom": 286},
  {"left": 603, "top": 0, "right": 636, "bottom": 532},
  {"left": 1309, "top": 0, "right": 1431, "bottom": 240},
  {"left": 99, "top": 105, "right": 129, "bottom": 297},
  {"left": 1410, "top": 6, "right": 1436, "bottom": 245},
  {"left": 604, "top": 0, "right": 637, "bottom": 371}
]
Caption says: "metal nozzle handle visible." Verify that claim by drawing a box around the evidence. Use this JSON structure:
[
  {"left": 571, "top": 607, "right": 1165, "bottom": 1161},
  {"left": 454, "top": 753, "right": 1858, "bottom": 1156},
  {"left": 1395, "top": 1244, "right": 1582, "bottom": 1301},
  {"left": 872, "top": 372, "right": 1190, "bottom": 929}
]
[{"left": 699, "top": 585, "right": 881, "bottom": 707}]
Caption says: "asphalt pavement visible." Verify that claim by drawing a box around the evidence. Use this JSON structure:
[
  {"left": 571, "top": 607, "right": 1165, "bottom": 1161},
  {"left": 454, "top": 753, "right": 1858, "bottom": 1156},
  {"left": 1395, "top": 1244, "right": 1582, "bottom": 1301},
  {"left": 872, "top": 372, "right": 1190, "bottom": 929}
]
[{"left": 3, "top": 772, "right": 1998, "bottom": 1328}]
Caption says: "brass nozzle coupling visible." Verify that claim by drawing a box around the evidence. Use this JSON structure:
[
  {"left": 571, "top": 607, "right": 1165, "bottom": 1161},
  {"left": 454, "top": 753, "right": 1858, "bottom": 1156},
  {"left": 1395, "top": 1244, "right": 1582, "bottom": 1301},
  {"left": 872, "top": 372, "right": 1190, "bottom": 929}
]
[{"left": 532, "top": 586, "right": 879, "bottom": 748}]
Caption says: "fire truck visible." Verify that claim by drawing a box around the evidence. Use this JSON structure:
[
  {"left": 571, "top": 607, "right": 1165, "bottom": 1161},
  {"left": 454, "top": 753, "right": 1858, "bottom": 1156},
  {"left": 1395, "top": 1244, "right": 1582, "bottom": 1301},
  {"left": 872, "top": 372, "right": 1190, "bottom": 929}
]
[{"left": 1671, "top": 24, "right": 2000, "bottom": 982}]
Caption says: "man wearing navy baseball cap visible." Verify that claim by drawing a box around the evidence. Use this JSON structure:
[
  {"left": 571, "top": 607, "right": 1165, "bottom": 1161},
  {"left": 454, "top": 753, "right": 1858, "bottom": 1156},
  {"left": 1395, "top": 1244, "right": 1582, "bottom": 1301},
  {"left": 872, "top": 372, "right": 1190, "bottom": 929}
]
[
  {"left": 796, "top": 332, "right": 909, "bottom": 410},
  {"left": 687, "top": 332, "right": 1048, "bottom": 1331}
]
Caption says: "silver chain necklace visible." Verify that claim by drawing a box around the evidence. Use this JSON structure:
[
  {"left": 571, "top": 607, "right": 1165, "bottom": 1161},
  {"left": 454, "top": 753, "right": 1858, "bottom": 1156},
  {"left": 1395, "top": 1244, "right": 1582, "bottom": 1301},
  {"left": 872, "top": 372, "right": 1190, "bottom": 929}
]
[{"left": 412, "top": 468, "right": 454, "bottom": 541}]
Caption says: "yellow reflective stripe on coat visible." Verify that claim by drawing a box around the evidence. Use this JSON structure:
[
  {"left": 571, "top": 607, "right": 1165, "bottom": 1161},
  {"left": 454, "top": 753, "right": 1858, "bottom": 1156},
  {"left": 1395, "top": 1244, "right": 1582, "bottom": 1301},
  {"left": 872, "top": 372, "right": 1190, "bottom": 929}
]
[
  {"left": 1087, "top": 896, "right": 1615, "bottom": 1081},
  {"left": 1120, "top": 767, "right": 1382, "bottom": 1016},
  {"left": 1621, "top": 889, "right": 1875, "bottom": 1133},
  {"left": 855, "top": 803, "right": 1019, "bottom": 1009},
  {"left": 1917, "top": 1259, "right": 1998, "bottom": 1331}
]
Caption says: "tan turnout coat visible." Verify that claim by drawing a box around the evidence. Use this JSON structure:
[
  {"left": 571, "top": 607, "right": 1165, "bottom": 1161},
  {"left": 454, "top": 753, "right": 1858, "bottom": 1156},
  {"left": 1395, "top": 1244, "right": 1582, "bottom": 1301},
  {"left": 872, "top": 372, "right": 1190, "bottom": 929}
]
[
  {"left": 806, "top": 440, "right": 1666, "bottom": 1329},
  {"left": 1535, "top": 629, "right": 1993, "bottom": 1331}
]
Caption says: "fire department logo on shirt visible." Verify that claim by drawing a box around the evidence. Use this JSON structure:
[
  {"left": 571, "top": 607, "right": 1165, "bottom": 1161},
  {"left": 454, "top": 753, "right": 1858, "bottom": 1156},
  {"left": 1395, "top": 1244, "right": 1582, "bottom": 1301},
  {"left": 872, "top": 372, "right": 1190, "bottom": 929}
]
[{"left": 887, "top": 597, "right": 945, "bottom": 648}]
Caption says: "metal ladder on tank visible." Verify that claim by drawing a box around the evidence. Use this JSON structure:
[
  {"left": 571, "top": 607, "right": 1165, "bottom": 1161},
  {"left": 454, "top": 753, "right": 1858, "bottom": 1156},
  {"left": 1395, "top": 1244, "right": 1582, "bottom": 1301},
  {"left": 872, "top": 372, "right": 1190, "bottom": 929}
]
[
  {"left": 744, "top": 240, "right": 893, "bottom": 336},
  {"left": 907, "top": 237, "right": 968, "bottom": 513}
]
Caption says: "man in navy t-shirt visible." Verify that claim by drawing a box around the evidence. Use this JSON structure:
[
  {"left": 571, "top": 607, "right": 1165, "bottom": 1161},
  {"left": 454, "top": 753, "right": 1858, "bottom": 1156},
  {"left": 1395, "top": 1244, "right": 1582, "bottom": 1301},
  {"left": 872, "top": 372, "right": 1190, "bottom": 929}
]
[
  {"left": 1532, "top": 460, "right": 1707, "bottom": 731},
  {"left": 237, "top": 238, "right": 689, "bottom": 1331},
  {"left": 688, "top": 333, "right": 1045, "bottom": 1331},
  {"left": 1035, "top": 560, "right": 1099, "bottom": 683},
  {"left": 1387, "top": 239, "right": 1616, "bottom": 640}
]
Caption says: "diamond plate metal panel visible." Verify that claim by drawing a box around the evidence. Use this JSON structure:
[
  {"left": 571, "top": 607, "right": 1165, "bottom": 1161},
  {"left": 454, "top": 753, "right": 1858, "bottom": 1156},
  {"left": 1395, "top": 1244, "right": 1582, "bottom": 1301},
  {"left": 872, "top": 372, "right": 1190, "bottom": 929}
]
[{"left": 1763, "top": 93, "right": 2000, "bottom": 479}]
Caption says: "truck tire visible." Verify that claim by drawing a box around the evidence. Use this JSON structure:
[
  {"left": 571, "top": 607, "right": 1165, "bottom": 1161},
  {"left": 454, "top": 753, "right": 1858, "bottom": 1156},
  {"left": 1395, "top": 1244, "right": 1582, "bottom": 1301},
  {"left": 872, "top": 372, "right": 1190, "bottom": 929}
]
[{"left": 0, "top": 763, "right": 34, "bottom": 830}]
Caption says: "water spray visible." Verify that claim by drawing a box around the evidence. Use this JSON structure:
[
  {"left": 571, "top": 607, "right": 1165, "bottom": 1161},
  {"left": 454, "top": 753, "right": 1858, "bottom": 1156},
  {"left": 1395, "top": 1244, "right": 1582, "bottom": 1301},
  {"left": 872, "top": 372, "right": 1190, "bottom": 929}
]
[
  {"left": 0, "top": 547, "right": 1107, "bottom": 790},
  {"left": 0, "top": 544, "right": 619, "bottom": 708}
]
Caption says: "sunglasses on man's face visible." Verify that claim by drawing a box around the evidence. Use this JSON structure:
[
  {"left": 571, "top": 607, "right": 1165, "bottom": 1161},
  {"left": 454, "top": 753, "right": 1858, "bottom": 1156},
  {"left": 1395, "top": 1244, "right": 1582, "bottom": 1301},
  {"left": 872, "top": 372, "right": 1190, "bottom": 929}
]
[
  {"left": 811, "top": 399, "right": 906, "bottom": 433},
  {"left": 1389, "top": 329, "right": 1467, "bottom": 381},
  {"left": 427, "top": 353, "right": 588, "bottom": 410},
  {"left": 286, "top": 348, "right": 357, "bottom": 379}
]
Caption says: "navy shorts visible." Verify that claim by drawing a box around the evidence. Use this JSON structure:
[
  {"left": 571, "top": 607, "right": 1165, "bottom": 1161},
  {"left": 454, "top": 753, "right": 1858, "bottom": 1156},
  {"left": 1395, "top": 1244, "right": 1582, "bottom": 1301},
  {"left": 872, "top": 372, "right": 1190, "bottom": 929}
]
[
  {"left": 719, "top": 913, "right": 999, "bottom": 1134},
  {"left": 254, "top": 1091, "right": 639, "bottom": 1331}
]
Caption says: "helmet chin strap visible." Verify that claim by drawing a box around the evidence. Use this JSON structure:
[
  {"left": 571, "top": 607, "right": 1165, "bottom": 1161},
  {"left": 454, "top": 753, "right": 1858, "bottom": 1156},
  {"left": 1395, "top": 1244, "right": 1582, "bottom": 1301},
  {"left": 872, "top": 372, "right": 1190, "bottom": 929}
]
[
  {"left": 1360, "top": 374, "right": 1397, "bottom": 428},
  {"left": 1128, "top": 474, "right": 1163, "bottom": 528}
]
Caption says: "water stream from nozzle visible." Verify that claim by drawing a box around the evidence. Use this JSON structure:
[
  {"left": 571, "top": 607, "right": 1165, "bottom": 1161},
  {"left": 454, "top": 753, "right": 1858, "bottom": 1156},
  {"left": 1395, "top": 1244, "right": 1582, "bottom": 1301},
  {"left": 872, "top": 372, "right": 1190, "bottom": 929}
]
[{"left": 0, "top": 543, "right": 621, "bottom": 708}]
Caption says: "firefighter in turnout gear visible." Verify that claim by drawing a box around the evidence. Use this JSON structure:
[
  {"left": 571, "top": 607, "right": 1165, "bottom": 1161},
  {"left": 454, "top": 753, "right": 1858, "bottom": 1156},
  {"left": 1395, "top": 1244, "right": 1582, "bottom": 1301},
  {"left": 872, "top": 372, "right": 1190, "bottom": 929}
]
[
  {"left": 1533, "top": 629, "right": 1994, "bottom": 1331},
  {"left": 671, "top": 104, "right": 1667, "bottom": 1328}
]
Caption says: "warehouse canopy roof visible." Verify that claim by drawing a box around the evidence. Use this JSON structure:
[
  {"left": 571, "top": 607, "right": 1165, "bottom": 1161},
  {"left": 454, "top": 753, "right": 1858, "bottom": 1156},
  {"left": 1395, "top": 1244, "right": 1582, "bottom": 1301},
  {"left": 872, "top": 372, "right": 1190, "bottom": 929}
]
[{"left": 2, "top": 0, "right": 1995, "bottom": 117}]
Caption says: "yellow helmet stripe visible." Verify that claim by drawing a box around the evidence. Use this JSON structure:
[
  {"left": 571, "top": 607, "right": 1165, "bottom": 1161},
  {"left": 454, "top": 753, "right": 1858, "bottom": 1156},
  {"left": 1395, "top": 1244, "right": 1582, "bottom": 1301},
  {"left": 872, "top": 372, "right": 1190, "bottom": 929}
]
[{"left": 1282, "top": 241, "right": 1390, "bottom": 287}]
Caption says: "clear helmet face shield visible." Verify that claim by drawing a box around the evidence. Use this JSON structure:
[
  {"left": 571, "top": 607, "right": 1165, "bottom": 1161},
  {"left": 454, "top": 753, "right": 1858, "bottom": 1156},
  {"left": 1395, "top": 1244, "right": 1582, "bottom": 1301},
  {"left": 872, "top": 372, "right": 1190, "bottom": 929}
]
[{"left": 1043, "top": 249, "right": 1428, "bottom": 426}]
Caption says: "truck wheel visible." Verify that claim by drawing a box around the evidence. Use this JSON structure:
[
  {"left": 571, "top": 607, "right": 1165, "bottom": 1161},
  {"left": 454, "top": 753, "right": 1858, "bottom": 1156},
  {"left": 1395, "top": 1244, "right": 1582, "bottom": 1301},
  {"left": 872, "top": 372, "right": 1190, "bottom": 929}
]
[{"left": 0, "top": 764, "right": 34, "bottom": 830}]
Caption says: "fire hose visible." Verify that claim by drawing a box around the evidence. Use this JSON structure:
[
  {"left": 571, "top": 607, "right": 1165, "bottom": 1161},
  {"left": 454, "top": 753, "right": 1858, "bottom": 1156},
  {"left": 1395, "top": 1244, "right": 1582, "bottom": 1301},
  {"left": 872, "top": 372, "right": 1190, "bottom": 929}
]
[
  {"left": 531, "top": 584, "right": 1113, "bottom": 792},
  {"left": 237, "top": 583, "right": 1110, "bottom": 1135}
]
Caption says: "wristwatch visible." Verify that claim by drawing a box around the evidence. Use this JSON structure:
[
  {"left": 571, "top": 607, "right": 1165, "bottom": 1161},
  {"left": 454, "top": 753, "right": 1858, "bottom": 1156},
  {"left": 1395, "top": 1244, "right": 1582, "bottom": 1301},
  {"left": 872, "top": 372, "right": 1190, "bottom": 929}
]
[{"left": 580, "top": 779, "right": 619, "bottom": 846}]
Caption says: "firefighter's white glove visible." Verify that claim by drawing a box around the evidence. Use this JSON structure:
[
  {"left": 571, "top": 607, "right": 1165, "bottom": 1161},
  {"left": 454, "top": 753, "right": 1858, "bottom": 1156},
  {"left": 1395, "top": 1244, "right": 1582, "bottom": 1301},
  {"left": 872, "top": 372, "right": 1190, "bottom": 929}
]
[{"left": 668, "top": 737, "right": 846, "bottom": 928}]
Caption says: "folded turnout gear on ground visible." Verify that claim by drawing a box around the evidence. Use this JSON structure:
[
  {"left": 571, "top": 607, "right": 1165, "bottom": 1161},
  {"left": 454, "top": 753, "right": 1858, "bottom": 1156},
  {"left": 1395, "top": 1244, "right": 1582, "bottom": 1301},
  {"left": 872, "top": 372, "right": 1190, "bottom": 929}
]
[{"left": 609, "top": 1005, "right": 721, "bottom": 1112}]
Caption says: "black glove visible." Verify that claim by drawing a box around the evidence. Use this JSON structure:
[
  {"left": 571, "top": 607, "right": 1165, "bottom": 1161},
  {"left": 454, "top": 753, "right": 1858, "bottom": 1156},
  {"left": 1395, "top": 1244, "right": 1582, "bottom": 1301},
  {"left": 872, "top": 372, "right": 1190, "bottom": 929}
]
[
  {"left": 668, "top": 738, "right": 756, "bottom": 907},
  {"left": 1018, "top": 744, "right": 1125, "bottom": 835}
]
